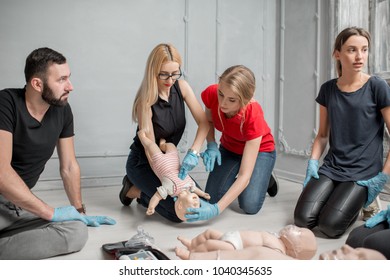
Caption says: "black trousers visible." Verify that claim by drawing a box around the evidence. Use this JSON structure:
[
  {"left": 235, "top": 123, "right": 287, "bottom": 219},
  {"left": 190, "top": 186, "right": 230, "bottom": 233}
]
[
  {"left": 294, "top": 175, "right": 367, "bottom": 238},
  {"left": 346, "top": 222, "right": 390, "bottom": 259}
]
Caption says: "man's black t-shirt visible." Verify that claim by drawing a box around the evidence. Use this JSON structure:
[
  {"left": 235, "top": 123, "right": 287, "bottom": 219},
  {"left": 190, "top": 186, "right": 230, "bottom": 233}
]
[{"left": 0, "top": 88, "right": 74, "bottom": 188}]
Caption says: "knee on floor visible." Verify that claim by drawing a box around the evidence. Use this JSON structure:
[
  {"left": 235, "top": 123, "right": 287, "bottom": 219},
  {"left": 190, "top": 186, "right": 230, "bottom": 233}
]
[
  {"left": 57, "top": 221, "right": 89, "bottom": 253},
  {"left": 293, "top": 211, "right": 316, "bottom": 229},
  {"left": 241, "top": 204, "right": 262, "bottom": 215},
  {"left": 317, "top": 219, "right": 347, "bottom": 238}
]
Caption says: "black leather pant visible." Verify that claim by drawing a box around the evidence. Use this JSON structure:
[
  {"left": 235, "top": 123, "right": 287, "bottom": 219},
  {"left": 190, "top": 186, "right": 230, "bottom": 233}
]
[{"left": 294, "top": 175, "right": 367, "bottom": 238}]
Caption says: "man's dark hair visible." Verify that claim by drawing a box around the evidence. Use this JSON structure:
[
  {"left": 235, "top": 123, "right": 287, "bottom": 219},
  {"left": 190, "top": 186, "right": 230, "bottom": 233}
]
[{"left": 24, "top": 47, "right": 66, "bottom": 83}]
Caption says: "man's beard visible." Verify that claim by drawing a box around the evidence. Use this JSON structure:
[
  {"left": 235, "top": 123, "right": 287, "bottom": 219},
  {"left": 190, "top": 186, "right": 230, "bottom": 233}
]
[{"left": 41, "top": 82, "right": 68, "bottom": 107}]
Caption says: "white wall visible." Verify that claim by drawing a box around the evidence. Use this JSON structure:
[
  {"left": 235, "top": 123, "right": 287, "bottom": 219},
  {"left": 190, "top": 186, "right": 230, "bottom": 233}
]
[
  {"left": 4, "top": 0, "right": 385, "bottom": 189},
  {"left": 0, "top": 0, "right": 277, "bottom": 189}
]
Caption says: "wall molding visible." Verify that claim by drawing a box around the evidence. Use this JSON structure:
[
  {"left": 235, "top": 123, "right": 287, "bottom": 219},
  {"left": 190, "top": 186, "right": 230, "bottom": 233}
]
[
  {"left": 278, "top": 128, "right": 315, "bottom": 156},
  {"left": 277, "top": 0, "right": 321, "bottom": 158}
]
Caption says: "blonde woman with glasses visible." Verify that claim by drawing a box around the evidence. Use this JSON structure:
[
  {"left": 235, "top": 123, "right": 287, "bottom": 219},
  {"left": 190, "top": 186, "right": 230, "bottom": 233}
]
[{"left": 119, "top": 43, "right": 209, "bottom": 223}]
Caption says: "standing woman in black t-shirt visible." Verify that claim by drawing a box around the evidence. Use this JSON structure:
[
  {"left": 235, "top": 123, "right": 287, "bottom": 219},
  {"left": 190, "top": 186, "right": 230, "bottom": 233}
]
[
  {"left": 119, "top": 43, "right": 209, "bottom": 222},
  {"left": 294, "top": 27, "right": 390, "bottom": 238}
]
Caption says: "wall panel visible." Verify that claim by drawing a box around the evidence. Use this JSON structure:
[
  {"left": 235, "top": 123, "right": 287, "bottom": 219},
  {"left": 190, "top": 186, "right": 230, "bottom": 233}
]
[{"left": 0, "top": 0, "right": 277, "bottom": 189}]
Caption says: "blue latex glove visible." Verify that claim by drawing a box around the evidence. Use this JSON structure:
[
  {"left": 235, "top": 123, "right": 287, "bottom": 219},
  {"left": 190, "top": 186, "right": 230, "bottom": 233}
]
[
  {"left": 178, "top": 151, "right": 199, "bottom": 180},
  {"left": 83, "top": 215, "right": 116, "bottom": 227},
  {"left": 51, "top": 206, "right": 88, "bottom": 223},
  {"left": 357, "top": 172, "right": 390, "bottom": 208},
  {"left": 200, "top": 142, "right": 222, "bottom": 172},
  {"left": 185, "top": 199, "right": 220, "bottom": 222},
  {"left": 365, "top": 204, "right": 390, "bottom": 228},
  {"left": 303, "top": 159, "right": 319, "bottom": 188},
  {"left": 51, "top": 206, "right": 116, "bottom": 227}
]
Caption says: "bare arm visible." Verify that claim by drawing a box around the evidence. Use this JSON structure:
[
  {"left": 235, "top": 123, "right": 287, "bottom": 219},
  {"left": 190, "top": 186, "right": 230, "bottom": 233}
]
[
  {"left": 205, "top": 108, "right": 217, "bottom": 143},
  {"left": 179, "top": 80, "right": 209, "bottom": 152},
  {"left": 216, "top": 137, "right": 262, "bottom": 212},
  {"left": 0, "top": 130, "right": 53, "bottom": 220},
  {"left": 57, "top": 136, "right": 83, "bottom": 211},
  {"left": 310, "top": 105, "right": 329, "bottom": 160},
  {"left": 137, "top": 107, "right": 158, "bottom": 168},
  {"left": 381, "top": 106, "right": 390, "bottom": 174},
  {"left": 137, "top": 129, "right": 160, "bottom": 164}
]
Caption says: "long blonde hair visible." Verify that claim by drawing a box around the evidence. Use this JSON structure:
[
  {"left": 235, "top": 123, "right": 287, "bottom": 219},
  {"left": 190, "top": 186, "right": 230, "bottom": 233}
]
[
  {"left": 132, "top": 43, "right": 182, "bottom": 131},
  {"left": 218, "top": 65, "right": 256, "bottom": 133},
  {"left": 333, "top": 26, "right": 371, "bottom": 77}
]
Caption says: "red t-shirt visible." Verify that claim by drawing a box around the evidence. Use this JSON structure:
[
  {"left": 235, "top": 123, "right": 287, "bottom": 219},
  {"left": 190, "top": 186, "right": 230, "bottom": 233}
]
[{"left": 201, "top": 84, "right": 275, "bottom": 155}]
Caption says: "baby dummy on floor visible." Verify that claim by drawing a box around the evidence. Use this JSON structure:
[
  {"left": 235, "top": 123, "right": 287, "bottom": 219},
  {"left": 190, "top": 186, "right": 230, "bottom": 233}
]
[
  {"left": 175, "top": 224, "right": 317, "bottom": 260},
  {"left": 319, "top": 244, "right": 386, "bottom": 260},
  {"left": 137, "top": 130, "right": 210, "bottom": 221}
]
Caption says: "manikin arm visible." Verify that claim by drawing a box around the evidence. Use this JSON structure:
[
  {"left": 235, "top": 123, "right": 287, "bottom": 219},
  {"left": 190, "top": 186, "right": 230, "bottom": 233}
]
[
  {"left": 146, "top": 192, "right": 163, "bottom": 215},
  {"left": 192, "top": 187, "right": 211, "bottom": 200}
]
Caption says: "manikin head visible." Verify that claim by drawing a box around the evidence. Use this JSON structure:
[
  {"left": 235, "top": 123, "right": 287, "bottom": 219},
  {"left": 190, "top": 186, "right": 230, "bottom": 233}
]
[
  {"left": 319, "top": 245, "right": 386, "bottom": 260},
  {"left": 278, "top": 225, "right": 317, "bottom": 260},
  {"left": 174, "top": 188, "right": 201, "bottom": 222},
  {"left": 160, "top": 177, "right": 200, "bottom": 222}
]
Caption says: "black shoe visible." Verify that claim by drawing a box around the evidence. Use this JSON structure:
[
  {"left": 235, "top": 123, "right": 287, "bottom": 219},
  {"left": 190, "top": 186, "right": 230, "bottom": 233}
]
[
  {"left": 267, "top": 172, "right": 279, "bottom": 197},
  {"left": 119, "top": 175, "right": 134, "bottom": 206}
]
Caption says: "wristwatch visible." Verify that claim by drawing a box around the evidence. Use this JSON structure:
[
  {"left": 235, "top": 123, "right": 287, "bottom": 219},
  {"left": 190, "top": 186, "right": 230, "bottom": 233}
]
[
  {"left": 76, "top": 204, "right": 86, "bottom": 214},
  {"left": 188, "top": 148, "right": 200, "bottom": 157}
]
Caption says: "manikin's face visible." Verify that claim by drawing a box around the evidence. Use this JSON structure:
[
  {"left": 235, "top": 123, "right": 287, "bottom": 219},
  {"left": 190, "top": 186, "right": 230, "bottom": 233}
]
[
  {"left": 42, "top": 63, "right": 73, "bottom": 107},
  {"left": 157, "top": 61, "right": 181, "bottom": 93},
  {"left": 177, "top": 189, "right": 200, "bottom": 208},
  {"left": 334, "top": 35, "right": 369, "bottom": 75},
  {"left": 175, "top": 189, "right": 200, "bottom": 221},
  {"left": 217, "top": 82, "right": 241, "bottom": 118},
  {"left": 319, "top": 245, "right": 386, "bottom": 260}
]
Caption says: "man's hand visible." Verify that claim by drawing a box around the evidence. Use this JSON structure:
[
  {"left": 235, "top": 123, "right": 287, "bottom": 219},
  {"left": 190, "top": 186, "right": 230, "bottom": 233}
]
[{"left": 51, "top": 206, "right": 116, "bottom": 227}]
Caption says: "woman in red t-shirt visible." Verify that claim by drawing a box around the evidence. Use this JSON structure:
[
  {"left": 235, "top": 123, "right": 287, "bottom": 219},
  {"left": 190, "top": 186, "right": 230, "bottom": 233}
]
[{"left": 185, "top": 65, "right": 276, "bottom": 222}]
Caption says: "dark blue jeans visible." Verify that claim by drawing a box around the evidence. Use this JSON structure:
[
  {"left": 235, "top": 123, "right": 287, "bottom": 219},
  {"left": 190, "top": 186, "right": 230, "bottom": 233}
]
[
  {"left": 126, "top": 149, "right": 182, "bottom": 223},
  {"left": 205, "top": 146, "right": 276, "bottom": 214}
]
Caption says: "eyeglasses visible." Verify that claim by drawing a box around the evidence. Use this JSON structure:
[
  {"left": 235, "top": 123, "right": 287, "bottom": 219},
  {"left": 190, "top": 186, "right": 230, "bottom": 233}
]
[{"left": 158, "top": 71, "right": 182, "bottom": 81}]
